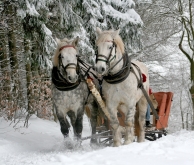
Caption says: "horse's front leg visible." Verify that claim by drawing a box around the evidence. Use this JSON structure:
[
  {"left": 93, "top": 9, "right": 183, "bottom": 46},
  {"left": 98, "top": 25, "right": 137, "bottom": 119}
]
[
  {"left": 124, "top": 106, "right": 136, "bottom": 145},
  {"left": 56, "top": 110, "right": 75, "bottom": 149},
  {"left": 88, "top": 101, "right": 99, "bottom": 145},
  {"left": 67, "top": 109, "right": 83, "bottom": 140},
  {"left": 55, "top": 108, "right": 70, "bottom": 138},
  {"left": 74, "top": 111, "right": 84, "bottom": 140},
  {"left": 107, "top": 104, "right": 123, "bottom": 147},
  {"left": 67, "top": 109, "right": 84, "bottom": 148}
]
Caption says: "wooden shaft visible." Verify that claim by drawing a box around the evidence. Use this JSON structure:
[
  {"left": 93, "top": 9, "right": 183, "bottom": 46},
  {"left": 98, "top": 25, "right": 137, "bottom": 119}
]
[{"left": 86, "top": 79, "right": 111, "bottom": 120}]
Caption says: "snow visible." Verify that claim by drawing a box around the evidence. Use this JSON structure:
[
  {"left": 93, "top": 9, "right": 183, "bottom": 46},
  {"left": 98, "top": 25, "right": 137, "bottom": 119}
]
[
  {"left": 147, "top": 61, "right": 167, "bottom": 76},
  {"left": 17, "top": 0, "right": 39, "bottom": 18},
  {"left": 102, "top": 5, "right": 143, "bottom": 25},
  {"left": 1, "top": 115, "right": 194, "bottom": 165},
  {"left": 42, "top": 24, "right": 52, "bottom": 36}
]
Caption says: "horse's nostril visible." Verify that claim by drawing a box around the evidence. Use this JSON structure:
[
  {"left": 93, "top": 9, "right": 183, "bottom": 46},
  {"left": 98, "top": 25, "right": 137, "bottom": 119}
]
[
  {"left": 68, "top": 76, "right": 72, "bottom": 81},
  {"left": 101, "top": 67, "right": 105, "bottom": 72}
]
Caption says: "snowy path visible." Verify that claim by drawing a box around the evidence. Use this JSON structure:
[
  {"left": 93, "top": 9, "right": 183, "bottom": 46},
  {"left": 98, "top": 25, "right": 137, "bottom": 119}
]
[{"left": 0, "top": 115, "right": 194, "bottom": 165}]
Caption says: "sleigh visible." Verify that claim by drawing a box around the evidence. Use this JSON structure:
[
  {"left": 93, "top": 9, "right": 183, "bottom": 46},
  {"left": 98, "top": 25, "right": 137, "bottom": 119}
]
[
  {"left": 82, "top": 79, "right": 173, "bottom": 145},
  {"left": 144, "top": 92, "right": 173, "bottom": 141}
]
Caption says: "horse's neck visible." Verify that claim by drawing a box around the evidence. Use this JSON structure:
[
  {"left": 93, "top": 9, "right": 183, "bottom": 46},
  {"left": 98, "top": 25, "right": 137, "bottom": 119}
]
[{"left": 109, "top": 52, "right": 123, "bottom": 75}]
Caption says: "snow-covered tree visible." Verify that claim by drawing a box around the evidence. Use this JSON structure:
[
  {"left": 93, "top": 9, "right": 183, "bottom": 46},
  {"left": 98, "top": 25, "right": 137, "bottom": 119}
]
[
  {"left": 0, "top": 0, "right": 144, "bottom": 122},
  {"left": 46, "top": 0, "right": 143, "bottom": 60}
]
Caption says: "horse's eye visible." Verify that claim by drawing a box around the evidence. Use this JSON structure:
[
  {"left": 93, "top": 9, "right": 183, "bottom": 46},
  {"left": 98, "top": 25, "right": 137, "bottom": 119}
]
[
  {"left": 109, "top": 46, "right": 112, "bottom": 49},
  {"left": 59, "top": 54, "right": 64, "bottom": 59}
]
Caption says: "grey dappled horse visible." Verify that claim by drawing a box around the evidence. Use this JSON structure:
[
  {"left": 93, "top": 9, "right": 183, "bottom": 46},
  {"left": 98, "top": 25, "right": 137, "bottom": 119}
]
[{"left": 51, "top": 37, "right": 98, "bottom": 147}]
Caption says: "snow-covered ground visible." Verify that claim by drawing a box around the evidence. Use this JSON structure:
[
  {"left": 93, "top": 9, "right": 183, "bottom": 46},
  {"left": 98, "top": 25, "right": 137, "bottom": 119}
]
[{"left": 1, "top": 115, "right": 194, "bottom": 165}]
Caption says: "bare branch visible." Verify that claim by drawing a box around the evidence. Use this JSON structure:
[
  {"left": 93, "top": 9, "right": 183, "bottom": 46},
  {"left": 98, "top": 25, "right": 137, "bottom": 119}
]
[{"left": 178, "top": 30, "right": 192, "bottom": 62}]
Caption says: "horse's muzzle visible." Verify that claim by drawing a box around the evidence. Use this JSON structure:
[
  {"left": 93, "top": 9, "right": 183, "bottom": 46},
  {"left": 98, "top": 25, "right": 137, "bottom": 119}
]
[
  {"left": 67, "top": 74, "right": 78, "bottom": 83},
  {"left": 96, "top": 65, "right": 106, "bottom": 74}
]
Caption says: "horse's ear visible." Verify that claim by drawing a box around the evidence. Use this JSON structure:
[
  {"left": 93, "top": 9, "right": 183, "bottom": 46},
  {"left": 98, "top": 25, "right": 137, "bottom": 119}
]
[
  {"left": 72, "top": 36, "right": 79, "bottom": 47},
  {"left": 96, "top": 27, "right": 102, "bottom": 36},
  {"left": 55, "top": 38, "right": 61, "bottom": 45},
  {"left": 112, "top": 29, "right": 120, "bottom": 38}
]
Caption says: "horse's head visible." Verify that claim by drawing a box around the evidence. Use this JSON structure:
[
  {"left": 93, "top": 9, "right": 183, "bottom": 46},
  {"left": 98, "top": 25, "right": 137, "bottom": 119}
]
[
  {"left": 54, "top": 37, "right": 79, "bottom": 83},
  {"left": 95, "top": 27, "right": 124, "bottom": 74}
]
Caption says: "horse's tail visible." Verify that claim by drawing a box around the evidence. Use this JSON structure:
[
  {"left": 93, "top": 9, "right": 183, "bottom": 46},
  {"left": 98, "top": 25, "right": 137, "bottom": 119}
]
[
  {"left": 85, "top": 105, "right": 91, "bottom": 118},
  {"left": 85, "top": 105, "right": 104, "bottom": 127}
]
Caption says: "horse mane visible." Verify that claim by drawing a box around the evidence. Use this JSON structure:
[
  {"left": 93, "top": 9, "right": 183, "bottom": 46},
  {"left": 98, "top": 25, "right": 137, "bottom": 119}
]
[
  {"left": 53, "top": 48, "right": 60, "bottom": 67},
  {"left": 53, "top": 38, "right": 76, "bottom": 67},
  {"left": 96, "top": 30, "right": 125, "bottom": 54}
]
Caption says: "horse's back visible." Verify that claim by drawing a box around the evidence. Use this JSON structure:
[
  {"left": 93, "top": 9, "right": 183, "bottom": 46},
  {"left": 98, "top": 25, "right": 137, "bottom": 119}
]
[
  {"left": 131, "top": 60, "right": 148, "bottom": 75},
  {"left": 131, "top": 59, "right": 149, "bottom": 86}
]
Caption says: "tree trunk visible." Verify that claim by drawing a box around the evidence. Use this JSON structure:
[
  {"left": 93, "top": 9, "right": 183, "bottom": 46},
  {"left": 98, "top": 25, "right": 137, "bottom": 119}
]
[
  {"left": 180, "top": 90, "right": 185, "bottom": 129},
  {"left": 190, "top": 81, "right": 194, "bottom": 130},
  {"left": 6, "top": 2, "right": 21, "bottom": 119},
  {"left": 190, "top": 54, "right": 194, "bottom": 130},
  {"left": 0, "top": 19, "right": 12, "bottom": 111},
  {"left": 24, "top": 36, "right": 33, "bottom": 114},
  {"left": 0, "top": 13, "right": 12, "bottom": 116}
]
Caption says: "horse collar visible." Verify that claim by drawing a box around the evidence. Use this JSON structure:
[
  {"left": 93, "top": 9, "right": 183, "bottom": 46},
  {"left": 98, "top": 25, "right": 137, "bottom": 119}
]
[
  {"left": 52, "top": 67, "right": 81, "bottom": 91},
  {"left": 103, "top": 53, "right": 131, "bottom": 84}
]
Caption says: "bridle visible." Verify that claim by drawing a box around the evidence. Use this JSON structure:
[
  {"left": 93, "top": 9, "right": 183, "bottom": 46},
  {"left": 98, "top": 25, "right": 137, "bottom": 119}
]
[
  {"left": 96, "top": 40, "right": 117, "bottom": 67},
  {"left": 58, "top": 45, "right": 78, "bottom": 73},
  {"left": 52, "top": 45, "right": 81, "bottom": 91},
  {"left": 96, "top": 39, "right": 127, "bottom": 76}
]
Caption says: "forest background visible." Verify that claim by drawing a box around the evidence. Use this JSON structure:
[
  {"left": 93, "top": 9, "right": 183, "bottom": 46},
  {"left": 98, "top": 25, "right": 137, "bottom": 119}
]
[{"left": 0, "top": 0, "right": 194, "bottom": 132}]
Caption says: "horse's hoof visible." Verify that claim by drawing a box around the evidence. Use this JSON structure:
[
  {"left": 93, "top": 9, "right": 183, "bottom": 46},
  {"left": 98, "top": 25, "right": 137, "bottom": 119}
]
[
  {"left": 73, "top": 135, "right": 81, "bottom": 142},
  {"left": 137, "top": 136, "right": 145, "bottom": 142},
  {"left": 90, "top": 137, "right": 98, "bottom": 144},
  {"left": 74, "top": 140, "right": 82, "bottom": 149},
  {"left": 74, "top": 133, "right": 81, "bottom": 139},
  {"left": 90, "top": 142, "right": 98, "bottom": 149},
  {"left": 64, "top": 137, "right": 74, "bottom": 149},
  {"left": 113, "top": 141, "right": 122, "bottom": 147},
  {"left": 123, "top": 139, "right": 133, "bottom": 145},
  {"left": 90, "top": 138, "right": 101, "bottom": 148}
]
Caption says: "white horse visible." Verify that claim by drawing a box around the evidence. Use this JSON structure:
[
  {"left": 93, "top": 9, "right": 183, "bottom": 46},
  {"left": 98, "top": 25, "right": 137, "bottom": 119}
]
[
  {"left": 52, "top": 37, "right": 98, "bottom": 147},
  {"left": 95, "top": 27, "right": 150, "bottom": 147}
]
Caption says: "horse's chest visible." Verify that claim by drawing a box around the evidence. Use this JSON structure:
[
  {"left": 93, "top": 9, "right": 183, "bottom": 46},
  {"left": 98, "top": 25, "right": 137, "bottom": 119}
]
[
  {"left": 52, "top": 84, "right": 88, "bottom": 108},
  {"left": 102, "top": 80, "right": 136, "bottom": 101},
  {"left": 102, "top": 82, "right": 126, "bottom": 95}
]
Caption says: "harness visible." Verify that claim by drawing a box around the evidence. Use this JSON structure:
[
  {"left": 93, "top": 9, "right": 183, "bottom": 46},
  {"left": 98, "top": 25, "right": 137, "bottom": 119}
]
[
  {"left": 52, "top": 66, "right": 81, "bottom": 91},
  {"left": 95, "top": 39, "right": 160, "bottom": 120},
  {"left": 52, "top": 45, "right": 94, "bottom": 104},
  {"left": 103, "top": 53, "right": 131, "bottom": 84},
  {"left": 96, "top": 40, "right": 117, "bottom": 66},
  {"left": 52, "top": 45, "right": 81, "bottom": 91},
  {"left": 96, "top": 39, "right": 131, "bottom": 84}
]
